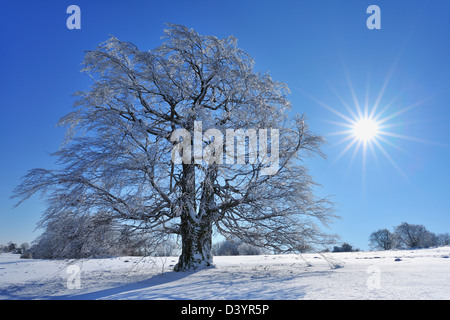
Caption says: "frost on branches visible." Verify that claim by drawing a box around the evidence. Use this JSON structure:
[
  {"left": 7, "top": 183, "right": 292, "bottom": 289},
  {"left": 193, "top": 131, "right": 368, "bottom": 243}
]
[{"left": 13, "top": 24, "right": 337, "bottom": 271}]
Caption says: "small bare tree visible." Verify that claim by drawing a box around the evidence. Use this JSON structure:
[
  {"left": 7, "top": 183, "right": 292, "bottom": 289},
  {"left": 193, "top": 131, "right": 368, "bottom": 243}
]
[
  {"left": 369, "top": 228, "right": 395, "bottom": 250},
  {"left": 13, "top": 24, "right": 337, "bottom": 271}
]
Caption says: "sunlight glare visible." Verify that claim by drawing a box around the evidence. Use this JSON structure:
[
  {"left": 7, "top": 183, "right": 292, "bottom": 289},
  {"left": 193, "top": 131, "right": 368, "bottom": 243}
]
[{"left": 353, "top": 118, "right": 379, "bottom": 142}]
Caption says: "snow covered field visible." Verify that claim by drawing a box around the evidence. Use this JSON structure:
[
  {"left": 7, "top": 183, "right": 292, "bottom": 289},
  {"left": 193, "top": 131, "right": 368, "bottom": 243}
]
[{"left": 1, "top": 247, "right": 449, "bottom": 300}]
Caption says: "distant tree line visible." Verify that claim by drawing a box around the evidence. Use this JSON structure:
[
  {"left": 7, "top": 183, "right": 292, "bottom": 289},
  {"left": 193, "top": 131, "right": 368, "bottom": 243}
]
[
  {"left": 7, "top": 220, "right": 448, "bottom": 260},
  {"left": 369, "top": 222, "right": 450, "bottom": 250},
  {"left": 0, "top": 242, "right": 30, "bottom": 255},
  {"left": 331, "top": 242, "right": 360, "bottom": 253}
]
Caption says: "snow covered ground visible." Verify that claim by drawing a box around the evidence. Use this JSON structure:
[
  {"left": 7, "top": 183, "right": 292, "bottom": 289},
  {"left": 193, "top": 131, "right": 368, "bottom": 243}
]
[{"left": 0, "top": 247, "right": 449, "bottom": 300}]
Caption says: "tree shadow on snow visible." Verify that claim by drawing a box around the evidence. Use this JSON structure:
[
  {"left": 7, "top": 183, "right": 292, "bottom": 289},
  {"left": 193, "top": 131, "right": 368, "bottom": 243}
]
[{"left": 51, "top": 269, "right": 197, "bottom": 300}]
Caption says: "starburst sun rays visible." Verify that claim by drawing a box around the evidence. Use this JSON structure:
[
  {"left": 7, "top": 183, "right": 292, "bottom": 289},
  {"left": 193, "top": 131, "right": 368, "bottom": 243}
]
[{"left": 302, "top": 69, "right": 437, "bottom": 185}]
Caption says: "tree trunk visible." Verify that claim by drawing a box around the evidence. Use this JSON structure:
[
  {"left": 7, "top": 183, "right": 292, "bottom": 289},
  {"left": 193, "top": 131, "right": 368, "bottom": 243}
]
[
  {"left": 174, "top": 215, "right": 213, "bottom": 271},
  {"left": 174, "top": 163, "right": 216, "bottom": 272}
]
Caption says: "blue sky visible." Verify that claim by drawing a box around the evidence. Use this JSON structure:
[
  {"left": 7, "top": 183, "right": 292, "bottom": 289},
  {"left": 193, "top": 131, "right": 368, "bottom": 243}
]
[{"left": 1, "top": 0, "right": 450, "bottom": 250}]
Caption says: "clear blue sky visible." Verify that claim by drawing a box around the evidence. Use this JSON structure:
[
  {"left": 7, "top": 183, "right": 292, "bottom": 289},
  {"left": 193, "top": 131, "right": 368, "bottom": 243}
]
[{"left": 1, "top": 0, "right": 450, "bottom": 250}]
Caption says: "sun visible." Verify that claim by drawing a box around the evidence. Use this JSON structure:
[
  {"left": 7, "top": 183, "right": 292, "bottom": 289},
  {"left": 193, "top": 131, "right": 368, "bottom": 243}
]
[
  {"left": 352, "top": 117, "right": 379, "bottom": 142},
  {"left": 303, "top": 77, "right": 432, "bottom": 184},
  {"left": 301, "top": 58, "right": 438, "bottom": 186}
]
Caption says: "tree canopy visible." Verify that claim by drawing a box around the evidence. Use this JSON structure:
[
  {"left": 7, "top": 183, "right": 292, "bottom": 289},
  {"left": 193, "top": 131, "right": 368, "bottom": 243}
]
[{"left": 13, "top": 24, "right": 337, "bottom": 270}]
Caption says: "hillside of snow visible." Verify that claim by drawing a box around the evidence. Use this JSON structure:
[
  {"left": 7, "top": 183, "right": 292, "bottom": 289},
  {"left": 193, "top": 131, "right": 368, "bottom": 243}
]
[{"left": 1, "top": 247, "right": 449, "bottom": 300}]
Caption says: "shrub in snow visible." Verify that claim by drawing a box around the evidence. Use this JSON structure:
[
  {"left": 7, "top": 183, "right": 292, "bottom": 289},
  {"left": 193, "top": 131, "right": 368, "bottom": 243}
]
[
  {"left": 21, "top": 250, "right": 33, "bottom": 259},
  {"left": 212, "top": 240, "right": 263, "bottom": 256},
  {"left": 237, "top": 243, "right": 262, "bottom": 255},
  {"left": 212, "top": 240, "right": 239, "bottom": 256}
]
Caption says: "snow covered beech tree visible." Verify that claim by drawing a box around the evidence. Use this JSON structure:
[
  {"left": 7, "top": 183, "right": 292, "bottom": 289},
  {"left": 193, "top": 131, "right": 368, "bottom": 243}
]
[{"left": 13, "top": 24, "right": 337, "bottom": 271}]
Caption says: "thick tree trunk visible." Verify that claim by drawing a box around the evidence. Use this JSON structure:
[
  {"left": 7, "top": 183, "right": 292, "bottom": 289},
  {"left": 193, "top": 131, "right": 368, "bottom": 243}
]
[
  {"left": 174, "top": 216, "right": 213, "bottom": 271},
  {"left": 174, "top": 163, "right": 216, "bottom": 272}
]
